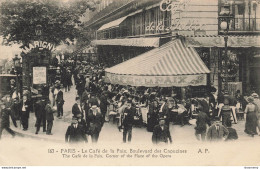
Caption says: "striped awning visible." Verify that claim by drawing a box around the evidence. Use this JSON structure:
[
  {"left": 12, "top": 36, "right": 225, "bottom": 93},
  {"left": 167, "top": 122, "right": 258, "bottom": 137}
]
[
  {"left": 97, "top": 16, "right": 128, "bottom": 31},
  {"left": 105, "top": 39, "right": 210, "bottom": 87}
]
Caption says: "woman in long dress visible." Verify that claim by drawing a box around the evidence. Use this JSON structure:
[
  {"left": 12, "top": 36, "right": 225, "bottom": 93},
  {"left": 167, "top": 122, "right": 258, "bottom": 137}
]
[{"left": 244, "top": 96, "right": 258, "bottom": 136}]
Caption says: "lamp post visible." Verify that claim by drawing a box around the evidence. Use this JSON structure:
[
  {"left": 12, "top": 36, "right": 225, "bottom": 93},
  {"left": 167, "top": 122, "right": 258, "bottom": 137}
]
[
  {"left": 12, "top": 54, "right": 22, "bottom": 98},
  {"left": 219, "top": 2, "right": 232, "bottom": 91}
]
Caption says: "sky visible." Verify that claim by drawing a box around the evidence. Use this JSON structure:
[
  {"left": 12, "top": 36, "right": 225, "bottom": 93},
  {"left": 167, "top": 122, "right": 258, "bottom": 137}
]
[{"left": 0, "top": 36, "right": 22, "bottom": 61}]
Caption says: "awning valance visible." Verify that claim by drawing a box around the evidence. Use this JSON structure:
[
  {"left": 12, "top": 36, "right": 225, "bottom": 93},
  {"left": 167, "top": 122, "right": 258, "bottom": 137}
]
[
  {"left": 92, "top": 37, "right": 160, "bottom": 47},
  {"left": 105, "top": 39, "right": 210, "bottom": 87},
  {"left": 97, "top": 16, "right": 128, "bottom": 31},
  {"left": 185, "top": 35, "right": 260, "bottom": 47}
]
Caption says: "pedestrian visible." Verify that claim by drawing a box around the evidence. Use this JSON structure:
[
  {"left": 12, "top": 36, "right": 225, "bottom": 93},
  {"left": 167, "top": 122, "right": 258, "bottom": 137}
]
[
  {"left": 220, "top": 98, "right": 232, "bottom": 127},
  {"left": 45, "top": 100, "right": 54, "bottom": 135},
  {"left": 72, "top": 96, "right": 84, "bottom": 118},
  {"left": 206, "top": 117, "right": 229, "bottom": 141},
  {"left": 35, "top": 95, "right": 46, "bottom": 134},
  {"left": 147, "top": 98, "right": 159, "bottom": 132},
  {"left": 3, "top": 95, "right": 17, "bottom": 127},
  {"left": 87, "top": 105, "right": 102, "bottom": 143},
  {"left": 100, "top": 91, "right": 110, "bottom": 124},
  {"left": 12, "top": 97, "right": 21, "bottom": 127},
  {"left": 0, "top": 100, "right": 15, "bottom": 139},
  {"left": 122, "top": 100, "right": 135, "bottom": 143},
  {"left": 81, "top": 88, "right": 89, "bottom": 106},
  {"left": 195, "top": 105, "right": 211, "bottom": 141},
  {"left": 252, "top": 93, "right": 260, "bottom": 135},
  {"left": 76, "top": 113, "right": 88, "bottom": 139},
  {"left": 244, "top": 96, "right": 258, "bottom": 137},
  {"left": 56, "top": 86, "right": 64, "bottom": 119},
  {"left": 65, "top": 118, "right": 87, "bottom": 144},
  {"left": 152, "top": 118, "right": 172, "bottom": 144},
  {"left": 21, "top": 95, "right": 31, "bottom": 131},
  {"left": 225, "top": 120, "right": 238, "bottom": 141}
]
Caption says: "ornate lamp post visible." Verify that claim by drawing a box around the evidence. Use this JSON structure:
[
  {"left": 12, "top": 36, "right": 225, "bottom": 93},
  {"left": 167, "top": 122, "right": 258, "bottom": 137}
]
[
  {"left": 219, "top": 2, "right": 232, "bottom": 91},
  {"left": 12, "top": 54, "right": 22, "bottom": 98}
]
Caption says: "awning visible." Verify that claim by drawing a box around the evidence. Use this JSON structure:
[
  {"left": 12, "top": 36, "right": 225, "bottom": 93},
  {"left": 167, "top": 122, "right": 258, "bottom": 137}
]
[
  {"left": 92, "top": 37, "right": 160, "bottom": 47},
  {"left": 105, "top": 39, "right": 210, "bottom": 87},
  {"left": 185, "top": 35, "right": 260, "bottom": 47},
  {"left": 97, "top": 16, "right": 128, "bottom": 31}
]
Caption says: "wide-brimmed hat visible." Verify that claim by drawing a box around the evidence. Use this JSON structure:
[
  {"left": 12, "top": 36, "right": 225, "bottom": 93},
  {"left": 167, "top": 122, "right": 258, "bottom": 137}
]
[
  {"left": 91, "top": 105, "right": 97, "bottom": 109},
  {"left": 248, "top": 96, "right": 254, "bottom": 103},
  {"left": 251, "top": 93, "right": 259, "bottom": 98},
  {"left": 71, "top": 118, "right": 78, "bottom": 124}
]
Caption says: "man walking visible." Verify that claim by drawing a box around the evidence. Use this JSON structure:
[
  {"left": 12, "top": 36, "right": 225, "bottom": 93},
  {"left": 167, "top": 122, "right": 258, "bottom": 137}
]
[
  {"left": 65, "top": 118, "right": 87, "bottom": 144},
  {"left": 56, "top": 86, "right": 64, "bottom": 119},
  {"left": 72, "top": 96, "right": 84, "bottom": 118},
  {"left": 195, "top": 106, "right": 211, "bottom": 141},
  {"left": 122, "top": 100, "right": 135, "bottom": 143},
  {"left": 35, "top": 95, "right": 46, "bottom": 134},
  {"left": 152, "top": 118, "right": 172, "bottom": 144},
  {"left": 207, "top": 117, "right": 229, "bottom": 141},
  {"left": 45, "top": 100, "right": 54, "bottom": 135},
  {"left": 87, "top": 105, "right": 103, "bottom": 143},
  {"left": 0, "top": 100, "right": 15, "bottom": 139}
]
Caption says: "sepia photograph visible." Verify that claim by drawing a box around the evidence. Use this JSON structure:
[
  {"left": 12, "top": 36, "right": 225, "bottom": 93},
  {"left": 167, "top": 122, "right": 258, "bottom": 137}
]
[{"left": 0, "top": 0, "right": 259, "bottom": 167}]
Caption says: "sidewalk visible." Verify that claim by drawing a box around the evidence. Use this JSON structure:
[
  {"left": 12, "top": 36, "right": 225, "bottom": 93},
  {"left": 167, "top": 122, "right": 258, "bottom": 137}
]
[{"left": 10, "top": 85, "right": 78, "bottom": 143}]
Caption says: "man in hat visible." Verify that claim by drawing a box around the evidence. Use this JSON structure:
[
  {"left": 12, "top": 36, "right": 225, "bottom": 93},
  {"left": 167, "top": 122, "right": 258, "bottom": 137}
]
[
  {"left": 152, "top": 118, "right": 172, "bottom": 144},
  {"left": 252, "top": 93, "right": 260, "bottom": 134},
  {"left": 21, "top": 95, "right": 31, "bottom": 131},
  {"left": 122, "top": 100, "right": 135, "bottom": 143},
  {"left": 100, "top": 91, "right": 110, "bottom": 124},
  {"left": 207, "top": 117, "right": 229, "bottom": 141},
  {"left": 56, "top": 86, "right": 64, "bottom": 119},
  {"left": 45, "top": 100, "right": 54, "bottom": 135},
  {"left": 2, "top": 95, "right": 17, "bottom": 127},
  {"left": 65, "top": 118, "right": 87, "bottom": 143},
  {"left": 87, "top": 105, "right": 102, "bottom": 143},
  {"left": 195, "top": 105, "right": 211, "bottom": 141},
  {"left": 76, "top": 113, "right": 88, "bottom": 137},
  {"left": 72, "top": 96, "right": 83, "bottom": 118},
  {"left": 35, "top": 95, "right": 46, "bottom": 134},
  {"left": 0, "top": 100, "right": 15, "bottom": 139}
]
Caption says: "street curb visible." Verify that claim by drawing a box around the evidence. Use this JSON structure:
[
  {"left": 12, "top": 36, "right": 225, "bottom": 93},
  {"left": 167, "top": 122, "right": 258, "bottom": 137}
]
[{"left": 10, "top": 126, "right": 64, "bottom": 143}]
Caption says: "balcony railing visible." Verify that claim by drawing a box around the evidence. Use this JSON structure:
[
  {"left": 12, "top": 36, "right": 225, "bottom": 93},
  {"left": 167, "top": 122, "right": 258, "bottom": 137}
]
[{"left": 229, "top": 17, "right": 260, "bottom": 32}]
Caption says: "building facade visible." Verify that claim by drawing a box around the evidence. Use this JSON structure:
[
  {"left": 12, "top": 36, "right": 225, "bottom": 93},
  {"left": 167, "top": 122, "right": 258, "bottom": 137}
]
[{"left": 84, "top": 0, "right": 260, "bottom": 95}]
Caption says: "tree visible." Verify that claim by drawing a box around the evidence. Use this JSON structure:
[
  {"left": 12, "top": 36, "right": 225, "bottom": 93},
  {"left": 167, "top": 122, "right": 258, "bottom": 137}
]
[{"left": 0, "top": 0, "right": 99, "bottom": 48}]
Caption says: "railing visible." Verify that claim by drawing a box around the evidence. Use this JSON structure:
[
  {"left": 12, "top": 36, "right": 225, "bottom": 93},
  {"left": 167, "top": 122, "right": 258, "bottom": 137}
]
[{"left": 229, "top": 17, "right": 260, "bottom": 32}]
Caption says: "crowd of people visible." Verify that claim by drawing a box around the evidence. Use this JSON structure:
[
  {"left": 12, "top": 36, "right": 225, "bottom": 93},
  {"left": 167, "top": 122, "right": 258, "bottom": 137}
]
[{"left": 0, "top": 61, "right": 260, "bottom": 145}]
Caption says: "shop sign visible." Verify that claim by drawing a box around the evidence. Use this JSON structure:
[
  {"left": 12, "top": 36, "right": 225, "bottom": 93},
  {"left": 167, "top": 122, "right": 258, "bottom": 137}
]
[
  {"left": 105, "top": 73, "right": 207, "bottom": 87},
  {"left": 158, "top": 0, "right": 206, "bottom": 31},
  {"left": 160, "top": 0, "right": 191, "bottom": 13},
  {"left": 22, "top": 41, "right": 55, "bottom": 54},
  {"left": 33, "top": 67, "right": 47, "bottom": 84}
]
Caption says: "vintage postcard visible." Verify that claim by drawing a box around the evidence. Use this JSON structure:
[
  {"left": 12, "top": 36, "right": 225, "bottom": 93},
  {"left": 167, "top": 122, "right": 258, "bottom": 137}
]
[{"left": 0, "top": 0, "right": 259, "bottom": 167}]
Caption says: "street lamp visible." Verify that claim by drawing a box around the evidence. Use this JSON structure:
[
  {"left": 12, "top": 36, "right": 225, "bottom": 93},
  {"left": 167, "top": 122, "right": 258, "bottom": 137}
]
[
  {"left": 219, "top": 2, "right": 232, "bottom": 91},
  {"left": 12, "top": 54, "right": 22, "bottom": 98}
]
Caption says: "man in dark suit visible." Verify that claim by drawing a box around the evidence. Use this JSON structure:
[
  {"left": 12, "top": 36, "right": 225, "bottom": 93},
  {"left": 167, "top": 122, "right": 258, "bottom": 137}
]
[
  {"left": 87, "top": 105, "right": 103, "bottom": 143},
  {"left": 99, "top": 91, "right": 109, "bottom": 124},
  {"left": 21, "top": 95, "right": 31, "bottom": 131},
  {"left": 72, "top": 96, "right": 83, "bottom": 118},
  {"left": 122, "top": 100, "right": 135, "bottom": 143},
  {"left": 226, "top": 120, "right": 238, "bottom": 141},
  {"left": 3, "top": 95, "right": 17, "bottom": 127},
  {"left": 0, "top": 101, "right": 15, "bottom": 139},
  {"left": 195, "top": 106, "right": 211, "bottom": 141},
  {"left": 65, "top": 118, "right": 87, "bottom": 144},
  {"left": 152, "top": 118, "right": 172, "bottom": 144},
  {"left": 56, "top": 86, "right": 64, "bottom": 118},
  {"left": 207, "top": 117, "right": 229, "bottom": 141},
  {"left": 35, "top": 95, "right": 46, "bottom": 134},
  {"left": 45, "top": 100, "right": 54, "bottom": 135}
]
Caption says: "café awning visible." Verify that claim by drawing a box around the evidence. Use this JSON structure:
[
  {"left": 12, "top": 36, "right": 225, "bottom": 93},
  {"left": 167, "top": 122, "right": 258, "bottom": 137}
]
[
  {"left": 105, "top": 39, "right": 210, "bottom": 87},
  {"left": 92, "top": 37, "right": 160, "bottom": 47},
  {"left": 97, "top": 16, "right": 128, "bottom": 31}
]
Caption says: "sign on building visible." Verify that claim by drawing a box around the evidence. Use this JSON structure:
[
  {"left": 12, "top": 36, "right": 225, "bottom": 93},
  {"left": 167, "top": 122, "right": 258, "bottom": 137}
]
[{"left": 33, "top": 67, "right": 47, "bottom": 84}]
